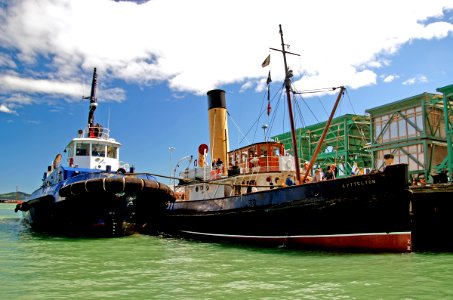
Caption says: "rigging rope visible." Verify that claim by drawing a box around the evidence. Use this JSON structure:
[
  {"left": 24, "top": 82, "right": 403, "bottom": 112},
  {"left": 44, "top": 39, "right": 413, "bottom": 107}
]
[
  {"left": 292, "top": 92, "right": 308, "bottom": 160},
  {"left": 344, "top": 89, "right": 369, "bottom": 146},
  {"left": 227, "top": 111, "right": 250, "bottom": 145},
  {"left": 266, "top": 85, "right": 285, "bottom": 140},
  {"left": 293, "top": 92, "right": 320, "bottom": 123},
  {"left": 293, "top": 86, "right": 342, "bottom": 94},
  {"left": 345, "top": 89, "right": 357, "bottom": 115},
  {"left": 238, "top": 83, "right": 284, "bottom": 145}
]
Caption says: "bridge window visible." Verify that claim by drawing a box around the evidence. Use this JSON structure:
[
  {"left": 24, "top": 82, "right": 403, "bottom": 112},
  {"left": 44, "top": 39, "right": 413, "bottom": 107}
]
[
  {"left": 66, "top": 144, "right": 74, "bottom": 157},
  {"left": 107, "top": 146, "right": 117, "bottom": 158},
  {"left": 259, "top": 145, "right": 268, "bottom": 157},
  {"left": 92, "top": 144, "right": 106, "bottom": 157},
  {"left": 75, "top": 143, "right": 89, "bottom": 156}
]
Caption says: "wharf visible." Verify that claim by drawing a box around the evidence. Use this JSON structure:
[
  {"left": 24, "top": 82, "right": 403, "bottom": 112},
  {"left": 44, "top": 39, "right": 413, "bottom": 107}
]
[{"left": 410, "top": 183, "right": 453, "bottom": 251}]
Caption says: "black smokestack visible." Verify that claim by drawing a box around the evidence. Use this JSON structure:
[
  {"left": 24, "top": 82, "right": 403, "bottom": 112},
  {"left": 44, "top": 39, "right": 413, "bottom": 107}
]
[{"left": 207, "top": 89, "right": 226, "bottom": 110}]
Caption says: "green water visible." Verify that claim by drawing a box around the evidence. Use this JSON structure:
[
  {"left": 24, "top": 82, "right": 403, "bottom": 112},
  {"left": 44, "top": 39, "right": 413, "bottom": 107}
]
[{"left": 1, "top": 203, "right": 452, "bottom": 299}]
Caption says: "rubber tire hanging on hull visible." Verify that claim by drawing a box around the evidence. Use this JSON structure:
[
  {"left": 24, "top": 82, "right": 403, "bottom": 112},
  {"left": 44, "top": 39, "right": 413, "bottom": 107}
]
[{"left": 59, "top": 177, "right": 175, "bottom": 199}]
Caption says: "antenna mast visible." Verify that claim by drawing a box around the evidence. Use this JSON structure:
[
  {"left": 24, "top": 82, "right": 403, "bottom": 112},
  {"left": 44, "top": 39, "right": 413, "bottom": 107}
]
[{"left": 86, "top": 68, "right": 98, "bottom": 128}]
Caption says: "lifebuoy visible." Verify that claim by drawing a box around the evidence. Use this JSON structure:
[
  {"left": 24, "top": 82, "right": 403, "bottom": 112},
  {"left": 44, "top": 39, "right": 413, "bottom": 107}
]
[{"left": 53, "top": 153, "right": 62, "bottom": 169}]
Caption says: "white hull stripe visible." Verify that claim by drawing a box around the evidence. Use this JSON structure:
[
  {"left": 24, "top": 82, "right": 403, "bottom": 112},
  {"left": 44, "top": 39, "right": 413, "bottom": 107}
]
[{"left": 180, "top": 230, "right": 411, "bottom": 239}]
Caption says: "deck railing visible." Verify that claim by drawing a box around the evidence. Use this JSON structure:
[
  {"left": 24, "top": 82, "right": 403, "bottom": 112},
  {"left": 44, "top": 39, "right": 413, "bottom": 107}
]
[
  {"left": 79, "top": 126, "right": 111, "bottom": 140},
  {"left": 228, "top": 155, "right": 283, "bottom": 174}
]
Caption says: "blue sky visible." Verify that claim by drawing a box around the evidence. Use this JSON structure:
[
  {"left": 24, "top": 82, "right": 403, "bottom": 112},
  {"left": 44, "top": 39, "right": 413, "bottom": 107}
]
[{"left": 1, "top": 0, "right": 453, "bottom": 193}]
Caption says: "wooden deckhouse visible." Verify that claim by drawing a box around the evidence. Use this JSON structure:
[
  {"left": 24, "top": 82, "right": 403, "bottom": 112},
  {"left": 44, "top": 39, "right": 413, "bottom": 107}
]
[{"left": 226, "top": 141, "right": 291, "bottom": 175}]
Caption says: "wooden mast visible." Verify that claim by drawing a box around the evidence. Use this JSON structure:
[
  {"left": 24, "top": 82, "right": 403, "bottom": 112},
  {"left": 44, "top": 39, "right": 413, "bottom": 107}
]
[
  {"left": 272, "top": 25, "right": 302, "bottom": 183},
  {"left": 270, "top": 26, "right": 345, "bottom": 183}
]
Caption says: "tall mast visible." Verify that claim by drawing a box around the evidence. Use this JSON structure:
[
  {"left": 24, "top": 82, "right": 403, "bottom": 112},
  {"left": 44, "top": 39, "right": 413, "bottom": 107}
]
[
  {"left": 272, "top": 25, "right": 302, "bottom": 183},
  {"left": 87, "top": 68, "right": 98, "bottom": 128}
]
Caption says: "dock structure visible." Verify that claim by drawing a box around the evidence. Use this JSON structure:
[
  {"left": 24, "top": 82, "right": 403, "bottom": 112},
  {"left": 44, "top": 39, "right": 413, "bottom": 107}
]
[
  {"left": 273, "top": 84, "right": 452, "bottom": 184},
  {"left": 366, "top": 87, "right": 452, "bottom": 184},
  {"left": 411, "top": 183, "right": 453, "bottom": 251},
  {"left": 435, "top": 84, "right": 453, "bottom": 183}
]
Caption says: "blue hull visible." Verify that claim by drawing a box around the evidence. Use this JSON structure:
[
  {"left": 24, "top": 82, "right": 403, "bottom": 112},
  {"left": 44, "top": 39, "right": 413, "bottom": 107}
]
[{"left": 17, "top": 173, "right": 174, "bottom": 237}]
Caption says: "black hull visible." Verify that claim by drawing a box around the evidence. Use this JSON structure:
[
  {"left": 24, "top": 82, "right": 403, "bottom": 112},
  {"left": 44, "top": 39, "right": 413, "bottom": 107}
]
[
  {"left": 18, "top": 177, "right": 175, "bottom": 237},
  {"left": 160, "top": 164, "right": 412, "bottom": 252},
  {"left": 23, "top": 193, "right": 137, "bottom": 237}
]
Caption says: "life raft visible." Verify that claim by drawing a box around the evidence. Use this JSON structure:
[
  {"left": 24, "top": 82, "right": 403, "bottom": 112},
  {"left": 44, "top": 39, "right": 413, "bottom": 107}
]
[{"left": 59, "top": 176, "right": 175, "bottom": 199}]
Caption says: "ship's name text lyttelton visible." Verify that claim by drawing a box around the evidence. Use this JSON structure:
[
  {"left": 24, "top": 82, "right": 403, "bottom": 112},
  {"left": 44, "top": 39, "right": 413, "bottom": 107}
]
[{"left": 342, "top": 179, "right": 376, "bottom": 188}]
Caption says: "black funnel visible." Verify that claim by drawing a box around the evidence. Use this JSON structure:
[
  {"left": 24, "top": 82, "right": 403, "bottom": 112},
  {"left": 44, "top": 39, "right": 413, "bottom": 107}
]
[{"left": 207, "top": 89, "right": 226, "bottom": 110}]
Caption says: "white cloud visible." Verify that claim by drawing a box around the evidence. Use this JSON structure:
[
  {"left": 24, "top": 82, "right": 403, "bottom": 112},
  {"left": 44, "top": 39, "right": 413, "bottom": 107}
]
[
  {"left": 0, "top": 74, "right": 125, "bottom": 102},
  {"left": 0, "top": 0, "right": 452, "bottom": 100},
  {"left": 383, "top": 74, "right": 400, "bottom": 83},
  {"left": 0, "top": 93, "right": 33, "bottom": 114},
  {"left": 0, "top": 104, "right": 16, "bottom": 114},
  {"left": 403, "top": 74, "right": 429, "bottom": 85},
  {"left": 0, "top": 53, "right": 17, "bottom": 68},
  {"left": 4, "top": 94, "right": 33, "bottom": 105},
  {"left": 239, "top": 81, "right": 254, "bottom": 93}
]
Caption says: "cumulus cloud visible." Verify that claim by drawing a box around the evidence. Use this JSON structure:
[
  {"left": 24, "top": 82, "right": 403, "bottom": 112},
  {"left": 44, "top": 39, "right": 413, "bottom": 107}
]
[
  {"left": 0, "top": 104, "right": 16, "bottom": 114},
  {"left": 0, "top": 93, "right": 33, "bottom": 114},
  {"left": 403, "top": 74, "right": 429, "bottom": 85},
  {"left": 0, "top": 0, "right": 452, "bottom": 104},
  {"left": 0, "top": 74, "right": 125, "bottom": 102},
  {"left": 4, "top": 94, "right": 33, "bottom": 105},
  {"left": 383, "top": 74, "right": 400, "bottom": 83}
]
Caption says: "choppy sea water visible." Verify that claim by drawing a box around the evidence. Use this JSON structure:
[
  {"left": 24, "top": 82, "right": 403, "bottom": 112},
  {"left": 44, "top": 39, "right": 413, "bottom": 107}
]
[{"left": 1, "top": 203, "right": 452, "bottom": 299}]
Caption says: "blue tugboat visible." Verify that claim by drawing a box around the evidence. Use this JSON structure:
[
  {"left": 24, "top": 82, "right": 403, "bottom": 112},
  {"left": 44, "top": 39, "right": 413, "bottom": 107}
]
[{"left": 15, "top": 68, "right": 175, "bottom": 236}]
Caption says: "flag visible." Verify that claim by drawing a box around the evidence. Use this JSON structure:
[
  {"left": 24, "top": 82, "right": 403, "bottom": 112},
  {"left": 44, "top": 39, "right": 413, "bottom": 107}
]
[
  {"left": 267, "top": 99, "right": 271, "bottom": 116},
  {"left": 261, "top": 54, "right": 270, "bottom": 68},
  {"left": 266, "top": 70, "right": 272, "bottom": 85}
]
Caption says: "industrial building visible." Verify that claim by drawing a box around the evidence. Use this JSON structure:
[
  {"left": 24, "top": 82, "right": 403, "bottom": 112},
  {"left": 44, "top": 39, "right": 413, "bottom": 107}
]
[
  {"left": 366, "top": 84, "right": 453, "bottom": 183},
  {"left": 273, "top": 84, "right": 453, "bottom": 183}
]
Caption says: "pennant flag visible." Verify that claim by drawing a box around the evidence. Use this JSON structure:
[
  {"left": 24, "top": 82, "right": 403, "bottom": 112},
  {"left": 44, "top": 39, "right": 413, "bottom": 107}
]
[
  {"left": 266, "top": 70, "right": 272, "bottom": 85},
  {"left": 261, "top": 54, "right": 270, "bottom": 68}
]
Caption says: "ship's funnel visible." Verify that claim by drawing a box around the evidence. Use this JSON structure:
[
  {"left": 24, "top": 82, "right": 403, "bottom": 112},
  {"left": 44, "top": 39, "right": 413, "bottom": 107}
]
[{"left": 207, "top": 89, "right": 229, "bottom": 175}]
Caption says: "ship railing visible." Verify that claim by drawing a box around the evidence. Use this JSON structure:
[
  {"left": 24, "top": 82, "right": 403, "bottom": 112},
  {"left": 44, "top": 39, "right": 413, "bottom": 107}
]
[
  {"left": 229, "top": 155, "right": 283, "bottom": 174},
  {"left": 79, "top": 126, "right": 111, "bottom": 140},
  {"left": 179, "top": 166, "right": 211, "bottom": 181}
]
